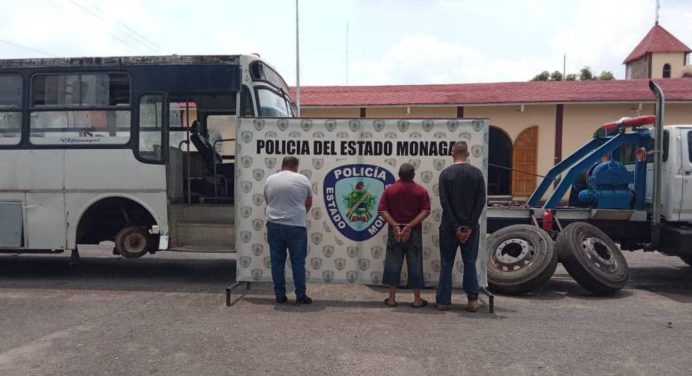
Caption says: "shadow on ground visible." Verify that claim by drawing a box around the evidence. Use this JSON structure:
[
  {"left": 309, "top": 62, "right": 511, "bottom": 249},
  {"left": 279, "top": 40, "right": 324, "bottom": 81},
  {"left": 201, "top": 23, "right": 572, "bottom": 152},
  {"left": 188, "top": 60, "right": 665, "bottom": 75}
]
[{"left": 0, "top": 253, "right": 238, "bottom": 294}]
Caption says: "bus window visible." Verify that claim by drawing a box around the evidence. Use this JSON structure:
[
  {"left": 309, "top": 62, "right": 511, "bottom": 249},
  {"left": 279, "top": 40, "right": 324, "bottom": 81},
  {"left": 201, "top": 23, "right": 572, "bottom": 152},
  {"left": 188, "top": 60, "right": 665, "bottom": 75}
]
[
  {"left": 257, "top": 87, "right": 289, "bottom": 117},
  {"left": 30, "top": 73, "right": 131, "bottom": 145},
  {"left": 138, "top": 95, "right": 164, "bottom": 163},
  {"left": 0, "top": 75, "right": 22, "bottom": 145}
]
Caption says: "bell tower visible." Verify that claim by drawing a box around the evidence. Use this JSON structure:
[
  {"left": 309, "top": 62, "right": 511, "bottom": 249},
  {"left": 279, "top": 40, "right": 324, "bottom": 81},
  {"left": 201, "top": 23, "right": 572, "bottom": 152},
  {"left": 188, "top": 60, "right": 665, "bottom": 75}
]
[{"left": 624, "top": 23, "right": 690, "bottom": 79}]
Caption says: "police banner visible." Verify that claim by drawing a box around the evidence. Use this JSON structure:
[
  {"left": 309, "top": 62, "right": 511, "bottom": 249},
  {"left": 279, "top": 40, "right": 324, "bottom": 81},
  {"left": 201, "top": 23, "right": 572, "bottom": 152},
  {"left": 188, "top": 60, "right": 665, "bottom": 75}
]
[{"left": 235, "top": 118, "right": 488, "bottom": 287}]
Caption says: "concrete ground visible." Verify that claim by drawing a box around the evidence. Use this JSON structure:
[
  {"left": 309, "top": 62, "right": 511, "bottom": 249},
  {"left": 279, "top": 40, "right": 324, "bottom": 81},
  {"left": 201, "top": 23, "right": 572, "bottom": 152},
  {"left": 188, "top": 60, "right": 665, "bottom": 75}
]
[{"left": 1, "top": 248, "right": 691, "bottom": 376}]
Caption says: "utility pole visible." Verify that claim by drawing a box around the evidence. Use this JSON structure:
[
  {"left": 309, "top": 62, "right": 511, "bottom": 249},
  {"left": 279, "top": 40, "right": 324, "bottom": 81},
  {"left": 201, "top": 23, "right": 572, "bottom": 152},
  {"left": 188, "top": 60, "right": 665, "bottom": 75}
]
[
  {"left": 295, "top": 0, "right": 301, "bottom": 116},
  {"left": 563, "top": 54, "right": 566, "bottom": 79},
  {"left": 655, "top": 0, "right": 660, "bottom": 24}
]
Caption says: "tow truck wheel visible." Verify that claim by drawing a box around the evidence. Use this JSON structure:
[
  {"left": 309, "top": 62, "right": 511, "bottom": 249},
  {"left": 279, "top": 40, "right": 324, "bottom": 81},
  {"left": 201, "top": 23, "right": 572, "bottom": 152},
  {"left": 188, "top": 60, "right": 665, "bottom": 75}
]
[
  {"left": 487, "top": 225, "right": 558, "bottom": 295},
  {"left": 556, "top": 222, "right": 629, "bottom": 295},
  {"left": 114, "top": 226, "right": 152, "bottom": 259}
]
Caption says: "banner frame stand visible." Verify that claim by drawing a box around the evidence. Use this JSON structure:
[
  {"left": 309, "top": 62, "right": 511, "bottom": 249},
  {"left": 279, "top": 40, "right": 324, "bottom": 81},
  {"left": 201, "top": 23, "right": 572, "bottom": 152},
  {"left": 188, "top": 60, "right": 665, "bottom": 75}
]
[
  {"left": 480, "top": 287, "right": 495, "bottom": 314},
  {"left": 223, "top": 282, "right": 494, "bottom": 313},
  {"left": 225, "top": 281, "right": 251, "bottom": 307}
]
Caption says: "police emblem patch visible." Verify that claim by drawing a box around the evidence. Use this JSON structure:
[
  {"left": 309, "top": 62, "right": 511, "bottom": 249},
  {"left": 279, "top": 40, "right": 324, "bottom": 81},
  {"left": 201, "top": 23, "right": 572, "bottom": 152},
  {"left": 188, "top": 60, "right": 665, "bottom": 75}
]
[{"left": 323, "top": 164, "right": 396, "bottom": 242}]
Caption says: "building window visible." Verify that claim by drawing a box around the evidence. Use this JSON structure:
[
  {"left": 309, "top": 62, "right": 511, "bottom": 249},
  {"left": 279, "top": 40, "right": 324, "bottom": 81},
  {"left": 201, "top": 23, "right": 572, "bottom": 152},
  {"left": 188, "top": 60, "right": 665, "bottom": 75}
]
[{"left": 662, "top": 63, "right": 671, "bottom": 78}]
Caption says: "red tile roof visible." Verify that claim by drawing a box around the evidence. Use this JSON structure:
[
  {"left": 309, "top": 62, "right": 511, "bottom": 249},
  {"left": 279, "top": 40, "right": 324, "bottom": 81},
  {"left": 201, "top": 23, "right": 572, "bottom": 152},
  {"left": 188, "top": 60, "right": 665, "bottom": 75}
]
[
  {"left": 624, "top": 23, "right": 691, "bottom": 64},
  {"left": 291, "top": 78, "right": 692, "bottom": 107}
]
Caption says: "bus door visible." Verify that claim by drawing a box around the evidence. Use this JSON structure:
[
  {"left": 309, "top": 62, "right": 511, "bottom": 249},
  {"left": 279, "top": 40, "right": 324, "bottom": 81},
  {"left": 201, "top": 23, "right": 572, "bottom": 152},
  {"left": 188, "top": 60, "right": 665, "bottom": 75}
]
[{"left": 167, "top": 94, "right": 237, "bottom": 204}]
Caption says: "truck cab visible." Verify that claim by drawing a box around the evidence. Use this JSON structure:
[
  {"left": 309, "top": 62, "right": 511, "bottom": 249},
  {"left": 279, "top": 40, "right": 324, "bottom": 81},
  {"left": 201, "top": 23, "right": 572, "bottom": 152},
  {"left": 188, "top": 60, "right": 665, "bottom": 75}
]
[{"left": 660, "top": 125, "right": 692, "bottom": 223}]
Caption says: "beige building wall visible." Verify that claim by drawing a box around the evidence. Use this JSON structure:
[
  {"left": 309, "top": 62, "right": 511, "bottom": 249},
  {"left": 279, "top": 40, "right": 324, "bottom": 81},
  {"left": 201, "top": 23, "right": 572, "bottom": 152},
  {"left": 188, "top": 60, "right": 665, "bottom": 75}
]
[
  {"left": 364, "top": 106, "right": 457, "bottom": 118},
  {"left": 651, "top": 52, "right": 687, "bottom": 78},
  {"left": 664, "top": 103, "right": 692, "bottom": 125},
  {"left": 561, "top": 103, "right": 655, "bottom": 157},
  {"left": 465, "top": 105, "right": 556, "bottom": 184}
]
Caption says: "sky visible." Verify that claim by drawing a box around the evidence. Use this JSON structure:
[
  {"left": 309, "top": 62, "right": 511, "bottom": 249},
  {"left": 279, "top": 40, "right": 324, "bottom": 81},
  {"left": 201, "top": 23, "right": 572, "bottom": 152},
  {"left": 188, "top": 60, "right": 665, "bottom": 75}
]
[{"left": 0, "top": 0, "right": 690, "bottom": 86}]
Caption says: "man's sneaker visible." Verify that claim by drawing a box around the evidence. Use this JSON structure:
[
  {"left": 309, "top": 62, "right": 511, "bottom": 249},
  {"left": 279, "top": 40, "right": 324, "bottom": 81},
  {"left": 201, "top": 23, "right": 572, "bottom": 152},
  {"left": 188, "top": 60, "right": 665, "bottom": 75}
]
[
  {"left": 276, "top": 295, "right": 288, "bottom": 304},
  {"left": 467, "top": 296, "right": 480, "bottom": 312},
  {"left": 295, "top": 295, "right": 313, "bottom": 305}
]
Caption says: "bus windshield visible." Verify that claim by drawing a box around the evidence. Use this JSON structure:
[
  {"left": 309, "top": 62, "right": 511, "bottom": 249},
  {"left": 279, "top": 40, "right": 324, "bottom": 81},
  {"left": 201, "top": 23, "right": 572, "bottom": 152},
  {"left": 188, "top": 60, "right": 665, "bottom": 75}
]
[{"left": 257, "top": 87, "right": 292, "bottom": 117}]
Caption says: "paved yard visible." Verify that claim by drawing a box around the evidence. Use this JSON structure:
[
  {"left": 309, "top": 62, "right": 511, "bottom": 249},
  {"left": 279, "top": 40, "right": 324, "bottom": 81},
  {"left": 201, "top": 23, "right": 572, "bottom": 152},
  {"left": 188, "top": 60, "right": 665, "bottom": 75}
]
[{"left": 1, "top": 248, "right": 691, "bottom": 376}]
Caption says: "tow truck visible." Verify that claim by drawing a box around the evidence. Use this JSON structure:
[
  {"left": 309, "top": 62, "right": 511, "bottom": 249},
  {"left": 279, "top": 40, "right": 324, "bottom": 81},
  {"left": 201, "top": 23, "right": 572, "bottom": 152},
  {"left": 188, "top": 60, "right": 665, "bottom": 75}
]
[{"left": 486, "top": 81, "right": 692, "bottom": 295}]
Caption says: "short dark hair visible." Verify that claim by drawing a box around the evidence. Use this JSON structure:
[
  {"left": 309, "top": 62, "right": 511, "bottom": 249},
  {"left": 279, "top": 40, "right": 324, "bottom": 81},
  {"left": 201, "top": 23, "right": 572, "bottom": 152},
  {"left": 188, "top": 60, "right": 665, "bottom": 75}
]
[
  {"left": 452, "top": 141, "right": 469, "bottom": 156},
  {"left": 398, "top": 163, "right": 415, "bottom": 181},
  {"left": 281, "top": 156, "right": 299, "bottom": 169}
]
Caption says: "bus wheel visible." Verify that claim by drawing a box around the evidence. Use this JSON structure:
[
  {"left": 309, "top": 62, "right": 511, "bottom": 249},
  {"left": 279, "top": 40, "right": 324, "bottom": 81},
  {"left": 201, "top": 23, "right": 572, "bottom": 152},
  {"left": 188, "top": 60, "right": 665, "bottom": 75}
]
[
  {"left": 556, "top": 222, "right": 629, "bottom": 295},
  {"left": 487, "top": 224, "right": 558, "bottom": 295},
  {"left": 114, "top": 226, "right": 151, "bottom": 259}
]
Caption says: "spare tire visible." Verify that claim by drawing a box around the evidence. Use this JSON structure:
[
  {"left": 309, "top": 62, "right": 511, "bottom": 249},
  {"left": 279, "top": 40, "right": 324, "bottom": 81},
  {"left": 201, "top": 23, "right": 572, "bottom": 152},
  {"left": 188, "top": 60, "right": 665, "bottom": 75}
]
[
  {"left": 556, "top": 222, "right": 629, "bottom": 295},
  {"left": 487, "top": 225, "right": 558, "bottom": 295}
]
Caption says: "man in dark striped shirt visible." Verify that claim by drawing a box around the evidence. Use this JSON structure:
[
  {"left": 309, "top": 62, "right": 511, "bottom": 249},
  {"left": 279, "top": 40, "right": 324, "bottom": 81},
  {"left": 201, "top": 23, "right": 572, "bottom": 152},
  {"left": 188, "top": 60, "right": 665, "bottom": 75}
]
[{"left": 435, "top": 141, "right": 486, "bottom": 312}]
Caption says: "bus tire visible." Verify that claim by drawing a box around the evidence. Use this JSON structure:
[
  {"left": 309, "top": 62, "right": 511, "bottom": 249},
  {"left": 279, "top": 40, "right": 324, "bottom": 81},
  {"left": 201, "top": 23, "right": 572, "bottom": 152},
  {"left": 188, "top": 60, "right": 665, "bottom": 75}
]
[
  {"left": 556, "top": 222, "right": 629, "bottom": 296},
  {"left": 114, "top": 226, "right": 152, "bottom": 259},
  {"left": 487, "top": 225, "right": 558, "bottom": 295}
]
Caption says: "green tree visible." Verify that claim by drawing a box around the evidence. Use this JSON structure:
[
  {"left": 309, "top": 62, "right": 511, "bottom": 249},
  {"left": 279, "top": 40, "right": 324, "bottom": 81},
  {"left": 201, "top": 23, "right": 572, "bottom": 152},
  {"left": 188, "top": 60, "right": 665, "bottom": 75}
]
[
  {"left": 579, "top": 66, "right": 594, "bottom": 81},
  {"left": 565, "top": 74, "right": 577, "bottom": 81},
  {"left": 598, "top": 71, "right": 615, "bottom": 80},
  {"left": 531, "top": 71, "right": 550, "bottom": 81},
  {"left": 550, "top": 71, "right": 563, "bottom": 81}
]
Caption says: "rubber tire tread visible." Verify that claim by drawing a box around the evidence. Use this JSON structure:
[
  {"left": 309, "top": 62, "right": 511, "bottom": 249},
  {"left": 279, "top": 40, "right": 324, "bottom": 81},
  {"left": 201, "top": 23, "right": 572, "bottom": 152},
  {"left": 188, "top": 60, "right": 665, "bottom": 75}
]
[
  {"left": 487, "top": 224, "right": 558, "bottom": 295},
  {"left": 556, "top": 222, "right": 629, "bottom": 296}
]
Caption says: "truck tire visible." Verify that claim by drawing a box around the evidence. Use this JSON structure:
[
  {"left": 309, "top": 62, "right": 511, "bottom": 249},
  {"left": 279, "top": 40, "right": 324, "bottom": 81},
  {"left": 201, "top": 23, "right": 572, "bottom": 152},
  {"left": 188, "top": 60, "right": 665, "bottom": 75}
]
[
  {"left": 114, "top": 226, "right": 152, "bottom": 259},
  {"left": 556, "top": 222, "right": 629, "bottom": 295},
  {"left": 487, "top": 225, "right": 558, "bottom": 295}
]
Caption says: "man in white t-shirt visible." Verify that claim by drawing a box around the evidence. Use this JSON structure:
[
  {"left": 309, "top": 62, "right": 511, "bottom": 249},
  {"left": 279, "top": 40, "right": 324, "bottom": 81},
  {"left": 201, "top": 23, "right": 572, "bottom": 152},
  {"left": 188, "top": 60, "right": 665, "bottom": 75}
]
[{"left": 264, "top": 156, "right": 313, "bottom": 305}]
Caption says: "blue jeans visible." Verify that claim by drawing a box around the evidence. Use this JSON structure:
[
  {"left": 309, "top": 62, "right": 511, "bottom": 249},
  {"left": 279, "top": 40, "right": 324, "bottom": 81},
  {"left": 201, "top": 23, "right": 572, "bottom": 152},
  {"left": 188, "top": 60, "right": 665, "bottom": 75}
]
[
  {"left": 266, "top": 222, "right": 307, "bottom": 298},
  {"left": 382, "top": 227, "right": 425, "bottom": 289},
  {"left": 436, "top": 227, "right": 480, "bottom": 305}
]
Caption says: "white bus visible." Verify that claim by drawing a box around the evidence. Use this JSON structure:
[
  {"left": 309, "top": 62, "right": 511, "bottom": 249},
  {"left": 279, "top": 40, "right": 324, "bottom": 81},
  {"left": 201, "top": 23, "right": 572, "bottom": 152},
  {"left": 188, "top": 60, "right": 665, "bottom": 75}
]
[{"left": 0, "top": 55, "right": 295, "bottom": 260}]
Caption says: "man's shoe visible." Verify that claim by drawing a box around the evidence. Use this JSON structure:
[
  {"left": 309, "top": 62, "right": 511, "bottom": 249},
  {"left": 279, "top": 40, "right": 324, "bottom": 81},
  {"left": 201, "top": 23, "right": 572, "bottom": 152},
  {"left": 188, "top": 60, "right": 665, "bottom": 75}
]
[
  {"left": 276, "top": 295, "right": 288, "bottom": 304},
  {"left": 435, "top": 304, "right": 449, "bottom": 312},
  {"left": 295, "top": 295, "right": 313, "bottom": 305},
  {"left": 467, "top": 296, "right": 480, "bottom": 312}
]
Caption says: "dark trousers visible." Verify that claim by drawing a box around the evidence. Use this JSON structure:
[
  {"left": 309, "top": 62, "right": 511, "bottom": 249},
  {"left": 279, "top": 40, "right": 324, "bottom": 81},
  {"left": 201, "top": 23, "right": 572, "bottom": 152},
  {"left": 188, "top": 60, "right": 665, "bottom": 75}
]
[
  {"left": 266, "top": 222, "right": 307, "bottom": 298},
  {"left": 435, "top": 227, "right": 480, "bottom": 305}
]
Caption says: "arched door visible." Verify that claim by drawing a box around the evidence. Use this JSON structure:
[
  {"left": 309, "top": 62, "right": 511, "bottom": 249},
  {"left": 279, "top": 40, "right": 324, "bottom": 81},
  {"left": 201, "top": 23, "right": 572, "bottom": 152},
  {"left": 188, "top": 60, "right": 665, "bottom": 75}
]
[
  {"left": 512, "top": 126, "right": 539, "bottom": 197},
  {"left": 488, "top": 126, "right": 512, "bottom": 196}
]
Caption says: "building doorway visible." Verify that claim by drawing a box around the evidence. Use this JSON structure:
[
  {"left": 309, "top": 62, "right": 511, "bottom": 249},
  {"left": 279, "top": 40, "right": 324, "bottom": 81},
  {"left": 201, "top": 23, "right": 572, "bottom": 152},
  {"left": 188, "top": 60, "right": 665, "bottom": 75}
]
[
  {"left": 512, "top": 126, "right": 539, "bottom": 198},
  {"left": 488, "top": 126, "right": 512, "bottom": 196}
]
